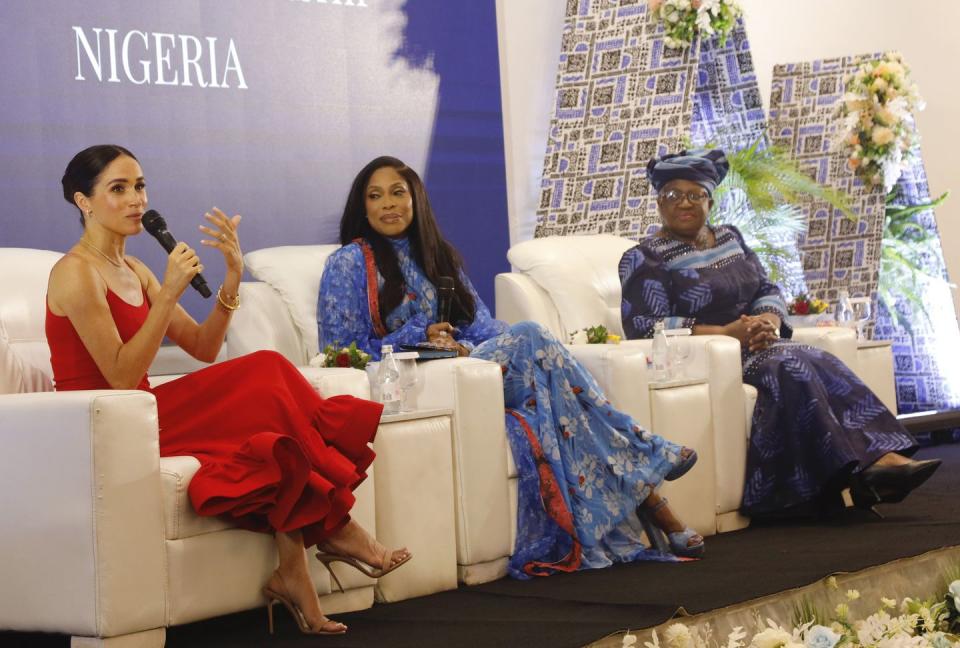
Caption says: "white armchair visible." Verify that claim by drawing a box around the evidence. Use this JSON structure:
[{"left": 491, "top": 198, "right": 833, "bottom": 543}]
[
  {"left": 229, "top": 245, "right": 516, "bottom": 585},
  {"left": 496, "top": 234, "right": 886, "bottom": 532},
  {"left": 0, "top": 248, "right": 378, "bottom": 647}
]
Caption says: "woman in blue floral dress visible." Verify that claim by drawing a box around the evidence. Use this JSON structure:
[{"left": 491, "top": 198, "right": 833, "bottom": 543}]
[
  {"left": 318, "top": 156, "right": 703, "bottom": 577},
  {"left": 620, "top": 150, "right": 940, "bottom": 518}
]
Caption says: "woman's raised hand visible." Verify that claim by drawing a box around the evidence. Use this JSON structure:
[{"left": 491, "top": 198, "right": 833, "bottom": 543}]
[
  {"left": 199, "top": 207, "right": 244, "bottom": 275},
  {"left": 163, "top": 242, "right": 203, "bottom": 298}
]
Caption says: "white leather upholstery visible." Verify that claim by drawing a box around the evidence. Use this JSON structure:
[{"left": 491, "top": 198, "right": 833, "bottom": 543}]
[
  {"left": 507, "top": 235, "right": 635, "bottom": 338},
  {"left": 0, "top": 247, "right": 381, "bottom": 645},
  {"left": 372, "top": 414, "right": 458, "bottom": 602},
  {"left": 244, "top": 244, "right": 341, "bottom": 360},
  {"left": 854, "top": 342, "right": 898, "bottom": 413},
  {"left": 0, "top": 249, "right": 61, "bottom": 392}
]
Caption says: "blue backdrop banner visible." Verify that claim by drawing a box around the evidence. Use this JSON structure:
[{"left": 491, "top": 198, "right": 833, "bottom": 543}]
[{"left": 0, "top": 0, "right": 507, "bottom": 319}]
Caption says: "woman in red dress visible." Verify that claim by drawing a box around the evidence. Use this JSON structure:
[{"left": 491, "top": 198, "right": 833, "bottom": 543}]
[{"left": 46, "top": 145, "right": 409, "bottom": 636}]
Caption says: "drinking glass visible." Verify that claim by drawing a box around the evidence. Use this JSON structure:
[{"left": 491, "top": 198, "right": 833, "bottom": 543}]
[
  {"left": 399, "top": 357, "right": 419, "bottom": 412},
  {"left": 849, "top": 297, "right": 872, "bottom": 341},
  {"left": 671, "top": 337, "right": 691, "bottom": 379}
]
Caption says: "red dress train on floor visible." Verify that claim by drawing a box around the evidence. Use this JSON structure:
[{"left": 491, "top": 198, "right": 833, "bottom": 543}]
[{"left": 46, "top": 288, "right": 381, "bottom": 546}]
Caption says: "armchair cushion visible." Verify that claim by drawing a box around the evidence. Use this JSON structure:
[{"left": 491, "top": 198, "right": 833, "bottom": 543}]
[
  {"left": 507, "top": 235, "right": 635, "bottom": 337},
  {"left": 244, "top": 245, "right": 340, "bottom": 359},
  {"left": 0, "top": 248, "right": 62, "bottom": 394},
  {"left": 0, "top": 322, "right": 52, "bottom": 394}
]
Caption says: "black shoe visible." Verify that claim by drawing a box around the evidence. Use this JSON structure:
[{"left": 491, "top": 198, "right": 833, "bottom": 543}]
[{"left": 853, "top": 458, "right": 942, "bottom": 506}]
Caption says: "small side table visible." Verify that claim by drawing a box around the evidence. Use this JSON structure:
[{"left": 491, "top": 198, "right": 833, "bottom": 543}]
[
  {"left": 856, "top": 340, "right": 897, "bottom": 413},
  {"left": 371, "top": 408, "right": 457, "bottom": 603}
]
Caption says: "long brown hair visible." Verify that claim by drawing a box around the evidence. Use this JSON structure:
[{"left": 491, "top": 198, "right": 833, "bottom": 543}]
[{"left": 339, "top": 156, "right": 476, "bottom": 325}]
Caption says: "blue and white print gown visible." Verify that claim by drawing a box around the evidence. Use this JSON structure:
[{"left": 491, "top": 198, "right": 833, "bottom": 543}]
[
  {"left": 619, "top": 224, "right": 916, "bottom": 516},
  {"left": 319, "top": 237, "right": 686, "bottom": 577}
]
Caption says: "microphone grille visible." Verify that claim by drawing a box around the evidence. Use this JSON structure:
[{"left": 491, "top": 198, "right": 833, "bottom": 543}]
[{"left": 141, "top": 209, "right": 167, "bottom": 234}]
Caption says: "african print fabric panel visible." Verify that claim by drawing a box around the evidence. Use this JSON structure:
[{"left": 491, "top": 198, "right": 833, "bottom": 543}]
[
  {"left": 768, "top": 54, "right": 886, "bottom": 328},
  {"left": 535, "top": 2, "right": 765, "bottom": 240},
  {"left": 874, "top": 151, "right": 960, "bottom": 412}
]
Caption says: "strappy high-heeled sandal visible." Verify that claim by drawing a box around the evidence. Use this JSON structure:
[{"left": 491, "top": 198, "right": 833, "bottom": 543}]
[
  {"left": 262, "top": 571, "right": 347, "bottom": 636},
  {"left": 665, "top": 447, "right": 698, "bottom": 481},
  {"left": 636, "top": 496, "right": 705, "bottom": 558},
  {"left": 314, "top": 546, "right": 413, "bottom": 593}
]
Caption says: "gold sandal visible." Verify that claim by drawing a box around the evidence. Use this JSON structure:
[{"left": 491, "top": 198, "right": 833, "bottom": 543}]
[
  {"left": 314, "top": 546, "right": 413, "bottom": 592},
  {"left": 262, "top": 571, "right": 347, "bottom": 635}
]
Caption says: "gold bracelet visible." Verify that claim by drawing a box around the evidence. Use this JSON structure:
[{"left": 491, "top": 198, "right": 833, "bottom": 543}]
[{"left": 216, "top": 285, "right": 240, "bottom": 311}]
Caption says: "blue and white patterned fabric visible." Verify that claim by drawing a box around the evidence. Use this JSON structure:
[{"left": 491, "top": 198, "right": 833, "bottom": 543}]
[
  {"left": 619, "top": 225, "right": 917, "bottom": 516},
  {"left": 318, "top": 237, "right": 506, "bottom": 358},
  {"left": 319, "top": 236, "right": 684, "bottom": 576}
]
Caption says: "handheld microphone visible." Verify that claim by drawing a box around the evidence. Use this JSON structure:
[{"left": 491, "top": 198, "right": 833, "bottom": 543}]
[
  {"left": 437, "top": 276, "right": 455, "bottom": 323},
  {"left": 141, "top": 209, "right": 213, "bottom": 298}
]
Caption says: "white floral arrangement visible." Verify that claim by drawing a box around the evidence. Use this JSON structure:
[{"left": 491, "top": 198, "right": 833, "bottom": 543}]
[
  {"left": 835, "top": 51, "right": 925, "bottom": 192},
  {"left": 621, "top": 578, "right": 960, "bottom": 648},
  {"left": 649, "top": 0, "right": 743, "bottom": 50}
]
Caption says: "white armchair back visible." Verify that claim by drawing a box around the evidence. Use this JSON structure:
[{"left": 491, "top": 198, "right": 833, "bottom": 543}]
[
  {"left": 236, "top": 244, "right": 341, "bottom": 362},
  {"left": 505, "top": 234, "right": 635, "bottom": 339},
  {"left": 0, "top": 248, "right": 61, "bottom": 393}
]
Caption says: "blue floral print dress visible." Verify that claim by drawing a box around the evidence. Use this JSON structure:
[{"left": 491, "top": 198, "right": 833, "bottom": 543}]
[
  {"left": 619, "top": 224, "right": 916, "bottom": 516},
  {"left": 319, "top": 237, "right": 686, "bottom": 577}
]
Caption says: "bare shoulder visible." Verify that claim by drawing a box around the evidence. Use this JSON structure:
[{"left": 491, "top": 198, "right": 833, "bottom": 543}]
[{"left": 47, "top": 252, "right": 106, "bottom": 313}]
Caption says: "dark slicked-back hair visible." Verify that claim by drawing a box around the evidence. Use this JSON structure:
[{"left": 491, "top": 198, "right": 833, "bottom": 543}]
[
  {"left": 61, "top": 145, "right": 138, "bottom": 226},
  {"left": 339, "top": 156, "right": 476, "bottom": 325}
]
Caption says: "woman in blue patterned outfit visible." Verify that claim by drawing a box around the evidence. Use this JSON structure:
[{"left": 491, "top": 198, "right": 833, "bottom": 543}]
[
  {"left": 318, "top": 156, "right": 703, "bottom": 577},
  {"left": 619, "top": 150, "right": 940, "bottom": 518}
]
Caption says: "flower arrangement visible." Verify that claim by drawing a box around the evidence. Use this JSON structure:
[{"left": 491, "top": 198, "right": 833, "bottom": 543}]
[
  {"left": 787, "top": 294, "right": 829, "bottom": 316},
  {"left": 622, "top": 578, "right": 960, "bottom": 648},
  {"left": 649, "top": 0, "right": 743, "bottom": 50},
  {"left": 317, "top": 342, "right": 371, "bottom": 369},
  {"left": 836, "top": 51, "right": 925, "bottom": 192},
  {"left": 569, "top": 325, "right": 622, "bottom": 345}
]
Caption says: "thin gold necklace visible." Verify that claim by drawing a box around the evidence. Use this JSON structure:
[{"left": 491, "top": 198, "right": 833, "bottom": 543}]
[{"left": 79, "top": 238, "right": 124, "bottom": 268}]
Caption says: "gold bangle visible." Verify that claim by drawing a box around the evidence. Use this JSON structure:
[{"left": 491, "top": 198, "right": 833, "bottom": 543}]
[{"left": 216, "top": 285, "right": 240, "bottom": 311}]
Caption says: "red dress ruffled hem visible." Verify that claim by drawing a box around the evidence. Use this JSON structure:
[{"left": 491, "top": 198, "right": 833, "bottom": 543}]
[{"left": 154, "top": 350, "right": 382, "bottom": 546}]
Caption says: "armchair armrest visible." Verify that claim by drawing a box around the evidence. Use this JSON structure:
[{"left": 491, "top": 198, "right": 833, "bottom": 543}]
[
  {"left": 0, "top": 390, "right": 166, "bottom": 637},
  {"left": 564, "top": 342, "right": 652, "bottom": 429},
  {"left": 495, "top": 273, "right": 565, "bottom": 340},
  {"left": 297, "top": 366, "right": 371, "bottom": 399},
  {"left": 791, "top": 326, "right": 857, "bottom": 368}
]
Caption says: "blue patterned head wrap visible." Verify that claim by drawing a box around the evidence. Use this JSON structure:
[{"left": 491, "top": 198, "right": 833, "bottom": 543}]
[{"left": 647, "top": 149, "right": 729, "bottom": 194}]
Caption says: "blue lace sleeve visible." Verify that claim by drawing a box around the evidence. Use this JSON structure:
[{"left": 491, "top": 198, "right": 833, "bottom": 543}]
[
  {"left": 455, "top": 273, "right": 508, "bottom": 350},
  {"left": 318, "top": 245, "right": 429, "bottom": 361},
  {"left": 618, "top": 243, "right": 694, "bottom": 339}
]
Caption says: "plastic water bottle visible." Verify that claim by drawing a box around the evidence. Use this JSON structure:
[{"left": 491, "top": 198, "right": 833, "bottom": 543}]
[
  {"left": 652, "top": 320, "right": 671, "bottom": 382},
  {"left": 378, "top": 344, "right": 402, "bottom": 415},
  {"left": 835, "top": 290, "right": 854, "bottom": 328}
]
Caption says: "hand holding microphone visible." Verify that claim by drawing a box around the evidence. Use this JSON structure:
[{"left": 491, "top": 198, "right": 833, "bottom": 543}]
[{"left": 142, "top": 209, "right": 212, "bottom": 298}]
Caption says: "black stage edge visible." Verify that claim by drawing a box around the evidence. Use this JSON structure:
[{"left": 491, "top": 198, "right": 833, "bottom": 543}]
[{"left": 6, "top": 445, "right": 959, "bottom": 648}]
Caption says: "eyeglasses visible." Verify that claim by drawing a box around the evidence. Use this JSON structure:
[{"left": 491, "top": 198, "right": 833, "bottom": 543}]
[{"left": 659, "top": 188, "right": 710, "bottom": 204}]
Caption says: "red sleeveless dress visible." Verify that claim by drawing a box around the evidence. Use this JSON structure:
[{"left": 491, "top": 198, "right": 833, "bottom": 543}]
[{"left": 46, "top": 288, "right": 382, "bottom": 545}]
